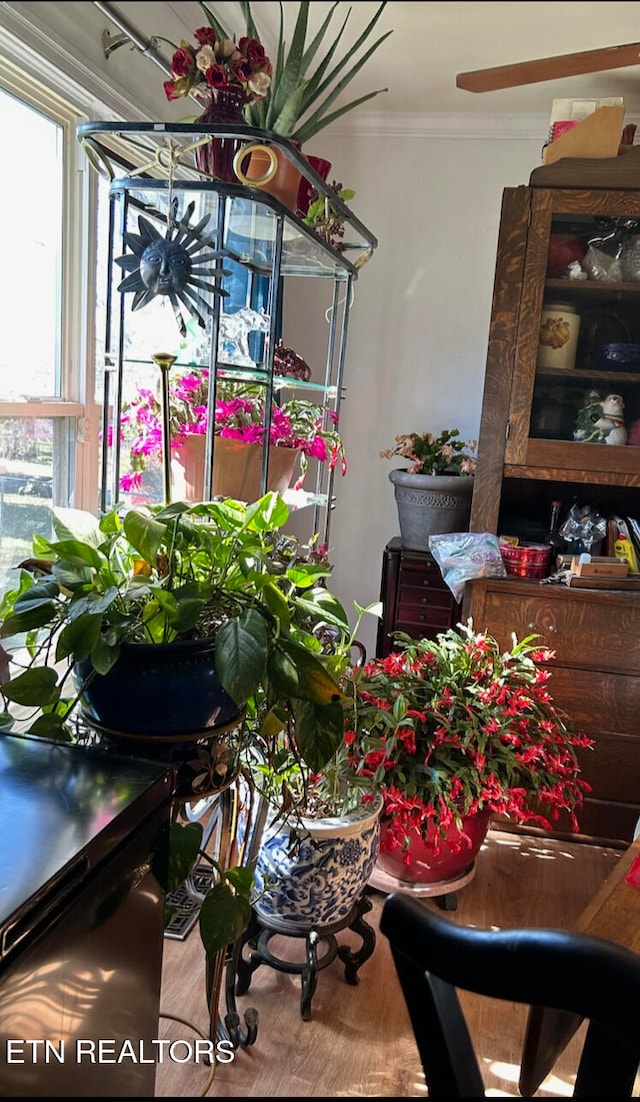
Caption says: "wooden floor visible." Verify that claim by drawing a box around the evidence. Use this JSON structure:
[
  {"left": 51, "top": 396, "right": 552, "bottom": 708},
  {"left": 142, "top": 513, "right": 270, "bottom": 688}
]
[{"left": 156, "top": 828, "right": 623, "bottom": 1098}]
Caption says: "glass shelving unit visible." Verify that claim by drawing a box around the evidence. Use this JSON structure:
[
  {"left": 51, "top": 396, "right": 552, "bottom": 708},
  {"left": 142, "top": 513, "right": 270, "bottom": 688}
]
[{"left": 78, "top": 121, "right": 377, "bottom": 547}]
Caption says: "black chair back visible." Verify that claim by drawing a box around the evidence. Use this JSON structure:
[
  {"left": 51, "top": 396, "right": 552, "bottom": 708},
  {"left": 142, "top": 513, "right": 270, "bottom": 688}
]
[{"left": 380, "top": 891, "right": 640, "bottom": 1097}]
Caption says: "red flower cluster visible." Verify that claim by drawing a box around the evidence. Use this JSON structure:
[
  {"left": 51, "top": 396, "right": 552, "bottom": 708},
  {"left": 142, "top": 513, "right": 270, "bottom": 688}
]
[
  {"left": 341, "top": 622, "right": 593, "bottom": 862},
  {"left": 162, "top": 27, "right": 272, "bottom": 106}
]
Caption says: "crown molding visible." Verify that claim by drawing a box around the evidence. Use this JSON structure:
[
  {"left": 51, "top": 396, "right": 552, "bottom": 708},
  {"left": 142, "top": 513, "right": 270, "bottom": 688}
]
[
  {"left": 330, "top": 112, "right": 550, "bottom": 141},
  {"left": 331, "top": 109, "right": 640, "bottom": 142}
]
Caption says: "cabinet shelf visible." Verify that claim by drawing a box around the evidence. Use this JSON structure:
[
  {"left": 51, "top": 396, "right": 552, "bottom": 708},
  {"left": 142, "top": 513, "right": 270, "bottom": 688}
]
[{"left": 545, "top": 278, "right": 640, "bottom": 297}]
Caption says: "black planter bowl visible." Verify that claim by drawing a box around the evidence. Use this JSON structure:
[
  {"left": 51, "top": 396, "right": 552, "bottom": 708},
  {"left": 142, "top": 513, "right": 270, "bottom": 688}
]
[
  {"left": 74, "top": 638, "right": 242, "bottom": 738},
  {"left": 594, "top": 342, "right": 640, "bottom": 371}
]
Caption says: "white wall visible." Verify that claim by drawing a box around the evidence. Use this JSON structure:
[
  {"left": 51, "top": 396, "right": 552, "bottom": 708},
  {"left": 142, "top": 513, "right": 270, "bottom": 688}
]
[
  {"left": 1, "top": 1, "right": 548, "bottom": 656},
  {"left": 286, "top": 125, "right": 544, "bottom": 655}
]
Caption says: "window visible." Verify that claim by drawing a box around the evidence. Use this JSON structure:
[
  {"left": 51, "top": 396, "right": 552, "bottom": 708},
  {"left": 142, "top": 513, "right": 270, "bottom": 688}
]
[{"left": 0, "top": 63, "right": 99, "bottom": 592}]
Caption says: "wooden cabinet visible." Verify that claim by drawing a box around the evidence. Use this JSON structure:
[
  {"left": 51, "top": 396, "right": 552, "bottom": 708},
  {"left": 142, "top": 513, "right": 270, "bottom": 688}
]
[
  {"left": 468, "top": 578, "right": 640, "bottom": 845},
  {"left": 465, "top": 166, "right": 640, "bottom": 846},
  {"left": 376, "top": 538, "right": 461, "bottom": 658}
]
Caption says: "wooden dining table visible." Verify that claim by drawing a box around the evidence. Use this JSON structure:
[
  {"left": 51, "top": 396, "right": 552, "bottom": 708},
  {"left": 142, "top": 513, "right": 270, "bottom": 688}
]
[{"left": 519, "top": 834, "right": 640, "bottom": 1096}]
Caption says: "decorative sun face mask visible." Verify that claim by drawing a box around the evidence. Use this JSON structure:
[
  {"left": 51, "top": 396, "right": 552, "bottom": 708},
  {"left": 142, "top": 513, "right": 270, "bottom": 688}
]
[{"left": 115, "top": 199, "right": 231, "bottom": 336}]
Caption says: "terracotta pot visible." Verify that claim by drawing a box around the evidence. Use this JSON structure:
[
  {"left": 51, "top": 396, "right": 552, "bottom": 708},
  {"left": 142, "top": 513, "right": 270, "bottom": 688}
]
[
  {"left": 234, "top": 139, "right": 303, "bottom": 212},
  {"left": 172, "top": 434, "right": 298, "bottom": 503},
  {"left": 376, "top": 808, "right": 491, "bottom": 885}
]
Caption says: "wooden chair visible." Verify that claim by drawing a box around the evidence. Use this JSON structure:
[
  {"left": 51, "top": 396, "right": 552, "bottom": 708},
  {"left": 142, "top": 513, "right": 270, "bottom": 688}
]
[{"left": 380, "top": 891, "right": 640, "bottom": 1097}]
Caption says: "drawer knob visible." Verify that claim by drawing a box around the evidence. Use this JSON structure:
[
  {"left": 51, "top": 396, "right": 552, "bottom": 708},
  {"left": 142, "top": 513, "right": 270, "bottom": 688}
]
[
  {"left": 422, "top": 597, "right": 429, "bottom": 604},
  {"left": 549, "top": 623, "right": 557, "bottom": 633},
  {"left": 422, "top": 580, "right": 430, "bottom": 587},
  {"left": 527, "top": 622, "right": 536, "bottom": 631}
]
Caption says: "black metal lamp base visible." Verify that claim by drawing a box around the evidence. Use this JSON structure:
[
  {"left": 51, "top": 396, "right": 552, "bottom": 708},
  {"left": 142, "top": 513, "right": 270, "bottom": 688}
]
[{"left": 225, "top": 893, "right": 376, "bottom": 1023}]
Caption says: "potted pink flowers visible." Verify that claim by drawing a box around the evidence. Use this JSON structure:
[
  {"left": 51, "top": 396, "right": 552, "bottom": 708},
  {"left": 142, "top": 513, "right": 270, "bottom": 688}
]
[{"left": 119, "top": 370, "right": 346, "bottom": 503}]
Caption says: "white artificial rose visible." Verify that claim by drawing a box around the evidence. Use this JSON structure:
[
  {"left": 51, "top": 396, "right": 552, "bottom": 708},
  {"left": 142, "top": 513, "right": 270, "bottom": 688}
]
[
  {"left": 248, "top": 71, "right": 271, "bottom": 100},
  {"left": 195, "top": 45, "right": 215, "bottom": 74}
]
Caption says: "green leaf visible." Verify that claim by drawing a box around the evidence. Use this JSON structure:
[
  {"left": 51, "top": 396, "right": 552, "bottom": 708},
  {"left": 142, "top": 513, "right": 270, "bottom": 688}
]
[
  {"left": 245, "top": 492, "right": 289, "bottom": 532},
  {"left": 199, "top": 882, "right": 252, "bottom": 960},
  {"left": 216, "top": 609, "right": 269, "bottom": 704},
  {"left": 261, "top": 580, "right": 290, "bottom": 630},
  {"left": 292, "top": 697, "right": 344, "bottom": 772},
  {"left": 52, "top": 506, "right": 102, "bottom": 547},
  {"left": 293, "top": 588, "right": 349, "bottom": 630},
  {"left": 90, "top": 635, "right": 121, "bottom": 676},
  {"left": 160, "top": 821, "right": 203, "bottom": 893},
  {"left": 284, "top": 564, "right": 332, "bottom": 589},
  {"left": 267, "top": 638, "right": 344, "bottom": 705},
  {"left": 27, "top": 713, "right": 72, "bottom": 741},
  {"left": 47, "top": 539, "right": 105, "bottom": 569},
  {"left": 67, "top": 586, "right": 119, "bottom": 621},
  {"left": 56, "top": 613, "right": 103, "bottom": 663},
  {"left": 1, "top": 604, "right": 57, "bottom": 638},
  {"left": 224, "top": 866, "right": 254, "bottom": 898},
  {"left": 2, "top": 667, "right": 59, "bottom": 706},
  {"left": 52, "top": 561, "right": 93, "bottom": 590},
  {"left": 123, "top": 510, "right": 167, "bottom": 563},
  {"left": 14, "top": 580, "right": 60, "bottom": 613}
]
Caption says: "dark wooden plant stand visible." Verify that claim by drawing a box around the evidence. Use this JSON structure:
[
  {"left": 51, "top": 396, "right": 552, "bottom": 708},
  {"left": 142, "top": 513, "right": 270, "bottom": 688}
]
[{"left": 225, "top": 893, "right": 376, "bottom": 1023}]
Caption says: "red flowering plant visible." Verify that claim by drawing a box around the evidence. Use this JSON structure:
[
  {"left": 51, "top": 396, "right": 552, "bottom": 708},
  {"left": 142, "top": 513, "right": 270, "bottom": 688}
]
[
  {"left": 159, "top": 25, "right": 272, "bottom": 106},
  {"left": 339, "top": 621, "right": 593, "bottom": 865},
  {"left": 118, "top": 371, "right": 346, "bottom": 494}
]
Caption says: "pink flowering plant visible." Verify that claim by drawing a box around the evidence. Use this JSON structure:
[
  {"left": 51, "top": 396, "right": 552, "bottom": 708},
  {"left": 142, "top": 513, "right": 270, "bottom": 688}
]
[
  {"left": 380, "top": 427, "right": 477, "bottom": 476},
  {"left": 119, "top": 370, "right": 346, "bottom": 494},
  {"left": 339, "top": 621, "right": 593, "bottom": 865},
  {"left": 160, "top": 24, "right": 272, "bottom": 106}
]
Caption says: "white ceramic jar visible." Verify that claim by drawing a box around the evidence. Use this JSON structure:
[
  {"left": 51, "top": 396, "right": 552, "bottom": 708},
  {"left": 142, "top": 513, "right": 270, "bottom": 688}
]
[{"left": 536, "top": 302, "right": 581, "bottom": 371}]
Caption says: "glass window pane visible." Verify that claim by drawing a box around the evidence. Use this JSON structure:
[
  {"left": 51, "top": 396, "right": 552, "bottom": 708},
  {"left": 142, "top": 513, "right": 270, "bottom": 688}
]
[
  {"left": 0, "top": 88, "right": 63, "bottom": 399},
  {"left": 0, "top": 418, "right": 74, "bottom": 593}
]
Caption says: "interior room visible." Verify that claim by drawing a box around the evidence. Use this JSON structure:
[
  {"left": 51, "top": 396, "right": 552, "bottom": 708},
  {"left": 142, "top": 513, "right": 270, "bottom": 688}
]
[{"left": 2, "top": 1, "right": 640, "bottom": 1097}]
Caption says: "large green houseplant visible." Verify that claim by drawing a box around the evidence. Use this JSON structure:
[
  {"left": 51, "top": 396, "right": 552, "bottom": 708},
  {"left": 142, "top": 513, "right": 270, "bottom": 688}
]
[{"left": 0, "top": 491, "right": 355, "bottom": 956}]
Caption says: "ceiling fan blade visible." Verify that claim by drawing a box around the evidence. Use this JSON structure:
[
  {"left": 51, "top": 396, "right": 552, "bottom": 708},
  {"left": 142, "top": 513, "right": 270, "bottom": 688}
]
[{"left": 457, "top": 41, "right": 640, "bottom": 92}]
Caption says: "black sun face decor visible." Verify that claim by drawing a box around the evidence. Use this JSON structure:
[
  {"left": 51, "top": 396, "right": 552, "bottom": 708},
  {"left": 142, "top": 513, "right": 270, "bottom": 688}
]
[{"left": 115, "top": 199, "right": 230, "bottom": 337}]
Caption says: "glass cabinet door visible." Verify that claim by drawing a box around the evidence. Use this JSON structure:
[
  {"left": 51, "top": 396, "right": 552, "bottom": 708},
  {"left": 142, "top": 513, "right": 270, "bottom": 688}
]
[{"left": 505, "top": 188, "right": 640, "bottom": 483}]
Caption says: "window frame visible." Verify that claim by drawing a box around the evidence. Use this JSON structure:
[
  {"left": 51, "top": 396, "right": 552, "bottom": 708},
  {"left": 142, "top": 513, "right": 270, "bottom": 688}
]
[{"left": 0, "top": 57, "right": 100, "bottom": 512}]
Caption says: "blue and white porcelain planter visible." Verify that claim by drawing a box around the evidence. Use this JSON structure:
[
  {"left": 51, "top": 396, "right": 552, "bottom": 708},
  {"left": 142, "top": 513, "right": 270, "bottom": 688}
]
[{"left": 253, "top": 795, "right": 383, "bottom": 929}]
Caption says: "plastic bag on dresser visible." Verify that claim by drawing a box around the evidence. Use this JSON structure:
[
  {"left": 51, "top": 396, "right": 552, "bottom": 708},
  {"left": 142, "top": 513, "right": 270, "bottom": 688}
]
[{"left": 428, "top": 531, "right": 507, "bottom": 603}]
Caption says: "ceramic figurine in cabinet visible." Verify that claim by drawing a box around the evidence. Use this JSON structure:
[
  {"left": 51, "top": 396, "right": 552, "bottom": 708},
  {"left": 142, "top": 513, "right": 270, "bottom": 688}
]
[{"left": 573, "top": 391, "right": 627, "bottom": 445}]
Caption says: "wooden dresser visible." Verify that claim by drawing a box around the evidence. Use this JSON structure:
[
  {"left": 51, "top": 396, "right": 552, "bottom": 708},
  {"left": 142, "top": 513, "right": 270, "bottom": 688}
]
[
  {"left": 376, "top": 538, "right": 461, "bottom": 658},
  {"left": 465, "top": 577, "right": 640, "bottom": 845}
]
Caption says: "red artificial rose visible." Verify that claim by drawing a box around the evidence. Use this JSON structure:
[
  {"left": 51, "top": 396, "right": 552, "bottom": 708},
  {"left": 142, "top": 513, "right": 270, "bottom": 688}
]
[
  {"left": 171, "top": 46, "right": 195, "bottom": 78},
  {"left": 239, "top": 37, "right": 270, "bottom": 70},
  {"left": 194, "top": 27, "right": 217, "bottom": 47},
  {"left": 232, "top": 57, "right": 253, "bottom": 84},
  {"left": 205, "top": 64, "right": 229, "bottom": 89},
  {"left": 164, "top": 79, "right": 180, "bottom": 102}
]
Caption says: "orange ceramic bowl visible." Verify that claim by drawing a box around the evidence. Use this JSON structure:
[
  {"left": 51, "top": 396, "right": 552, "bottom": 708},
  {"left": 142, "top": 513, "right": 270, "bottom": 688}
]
[{"left": 500, "top": 542, "right": 552, "bottom": 579}]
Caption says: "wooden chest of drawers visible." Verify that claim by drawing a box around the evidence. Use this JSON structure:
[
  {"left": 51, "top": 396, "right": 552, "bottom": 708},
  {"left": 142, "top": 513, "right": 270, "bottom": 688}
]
[
  {"left": 465, "top": 577, "right": 640, "bottom": 846},
  {"left": 376, "top": 538, "right": 461, "bottom": 659}
]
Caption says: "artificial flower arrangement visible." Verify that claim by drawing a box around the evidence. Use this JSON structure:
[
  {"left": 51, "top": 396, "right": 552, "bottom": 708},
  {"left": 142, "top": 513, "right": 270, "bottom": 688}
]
[
  {"left": 380, "top": 427, "right": 478, "bottom": 476},
  {"left": 160, "top": 24, "right": 272, "bottom": 106},
  {"left": 340, "top": 621, "right": 593, "bottom": 866},
  {"left": 118, "top": 370, "right": 346, "bottom": 494}
]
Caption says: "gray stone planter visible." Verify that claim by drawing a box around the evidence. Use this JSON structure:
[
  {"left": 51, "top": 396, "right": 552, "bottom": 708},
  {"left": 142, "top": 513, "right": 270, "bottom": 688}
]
[{"left": 389, "top": 470, "right": 474, "bottom": 551}]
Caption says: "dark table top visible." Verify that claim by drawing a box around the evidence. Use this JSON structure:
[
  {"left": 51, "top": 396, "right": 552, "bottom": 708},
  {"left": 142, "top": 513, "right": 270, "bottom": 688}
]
[{"left": 0, "top": 734, "right": 172, "bottom": 928}]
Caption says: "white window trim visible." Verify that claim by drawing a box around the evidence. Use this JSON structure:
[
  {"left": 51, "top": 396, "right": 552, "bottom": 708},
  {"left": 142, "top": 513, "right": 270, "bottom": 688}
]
[{"left": 0, "top": 15, "right": 152, "bottom": 514}]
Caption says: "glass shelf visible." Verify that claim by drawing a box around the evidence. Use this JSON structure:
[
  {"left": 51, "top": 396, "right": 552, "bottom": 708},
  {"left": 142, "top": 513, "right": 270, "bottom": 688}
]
[
  {"left": 77, "top": 121, "right": 377, "bottom": 277},
  {"left": 118, "top": 358, "right": 337, "bottom": 397}
]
